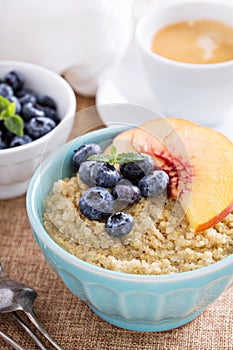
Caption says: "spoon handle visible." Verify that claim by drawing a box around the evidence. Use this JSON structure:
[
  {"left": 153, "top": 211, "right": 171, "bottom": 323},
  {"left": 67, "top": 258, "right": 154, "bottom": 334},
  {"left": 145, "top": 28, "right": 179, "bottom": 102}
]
[
  {"left": 24, "top": 307, "right": 65, "bottom": 350},
  {"left": 0, "top": 330, "right": 27, "bottom": 350},
  {"left": 11, "top": 312, "right": 48, "bottom": 350}
]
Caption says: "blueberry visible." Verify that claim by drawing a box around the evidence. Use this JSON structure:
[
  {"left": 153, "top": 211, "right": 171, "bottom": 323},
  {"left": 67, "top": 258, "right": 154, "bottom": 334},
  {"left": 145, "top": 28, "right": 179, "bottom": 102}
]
[
  {"left": 0, "top": 83, "right": 14, "bottom": 98},
  {"left": 120, "top": 154, "right": 154, "bottom": 183},
  {"left": 78, "top": 160, "right": 97, "bottom": 186},
  {"left": 7, "top": 95, "right": 21, "bottom": 114},
  {"left": 22, "top": 102, "right": 45, "bottom": 121},
  {"left": 10, "top": 134, "right": 32, "bottom": 148},
  {"left": 26, "top": 116, "right": 56, "bottom": 139},
  {"left": 73, "top": 143, "right": 102, "bottom": 170},
  {"left": 0, "top": 130, "right": 7, "bottom": 149},
  {"left": 19, "top": 93, "right": 36, "bottom": 105},
  {"left": 105, "top": 212, "right": 134, "bottom": 237},
  {"left": 91, "top": 162, "right": 120, "bottom": 188},
  {"left": 35, "top": 93, "right": 57, "bottom": 110},
  {"left": 138, "top": 170, "right": 169, "bottom": 197},
  {"left": 0, "top": 139, "right": 7, "bottom": 149},
  {"left": 4, "top": 70, "right": 25, "bottom": 91},
  {"left": 38, "top": 106, "right": 60, "bottom": 124},
  {"left": 0, "top": 121, "right": 14, "bottom": 146},
  {"left": 112, "top": 183, "right": 141, "bottom": 209},
  {"left": 15, "top": 88, "right": 35, "bottom": 98},
  {"left": 79, "top": 187, "right": 114, "bottom": 220}
]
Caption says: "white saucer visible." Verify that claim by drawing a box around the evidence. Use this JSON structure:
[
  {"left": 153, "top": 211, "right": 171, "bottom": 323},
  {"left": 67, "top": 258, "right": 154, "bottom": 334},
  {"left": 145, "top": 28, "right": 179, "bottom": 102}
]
[{"left": 96, "top": 45, "right": 233, "bottom": 141}]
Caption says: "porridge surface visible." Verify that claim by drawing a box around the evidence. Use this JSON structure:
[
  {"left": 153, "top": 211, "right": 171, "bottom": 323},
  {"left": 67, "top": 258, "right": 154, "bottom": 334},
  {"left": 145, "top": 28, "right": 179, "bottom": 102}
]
[{"left": 43, "top": 176, "right": 233, "bottom": 275}]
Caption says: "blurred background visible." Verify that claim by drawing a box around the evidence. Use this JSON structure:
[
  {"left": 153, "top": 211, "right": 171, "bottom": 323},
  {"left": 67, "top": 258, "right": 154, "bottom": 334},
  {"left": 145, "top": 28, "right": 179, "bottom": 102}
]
[{"left": 0, "top": 0, "right": 171, "bottom": 96}]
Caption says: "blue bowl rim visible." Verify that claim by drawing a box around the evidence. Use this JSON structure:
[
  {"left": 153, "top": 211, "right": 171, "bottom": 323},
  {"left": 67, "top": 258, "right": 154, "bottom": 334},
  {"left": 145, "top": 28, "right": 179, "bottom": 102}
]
[{"left": 26, "top": 125, "right": 233, "bottom": 283}]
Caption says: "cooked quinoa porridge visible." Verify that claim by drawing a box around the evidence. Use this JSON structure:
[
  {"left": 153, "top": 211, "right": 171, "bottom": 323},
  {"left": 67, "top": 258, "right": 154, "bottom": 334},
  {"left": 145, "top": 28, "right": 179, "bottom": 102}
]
[{"left": 43, "top": 175, "right": 233, "bottom": 275}]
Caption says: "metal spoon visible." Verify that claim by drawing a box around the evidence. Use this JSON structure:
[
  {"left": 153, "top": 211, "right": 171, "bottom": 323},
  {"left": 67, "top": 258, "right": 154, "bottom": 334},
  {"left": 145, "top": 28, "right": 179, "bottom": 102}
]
[{"left": 0, "top": 262, "right": 64, "bottom": 350}]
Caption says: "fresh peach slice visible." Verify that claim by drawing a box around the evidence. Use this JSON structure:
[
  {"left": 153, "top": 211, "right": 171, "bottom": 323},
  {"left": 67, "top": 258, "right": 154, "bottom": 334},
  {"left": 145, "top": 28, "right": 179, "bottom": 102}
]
[
  {"left": 103, "top": 144, "right": 112, "bottom": 154},
  {"left": 132, "top": 117, "right": 233, "bottom": 231},
  {"left": 104, "top": 129, "right": 136, "bottom": 154},
  {"left": 132, "top": 117, "right": 190, "bottom": 154},
  {"left": 107, "top": 119, "right": 233, "bottom": 232},
  {"left": 164, "top": 120, "right": 233, "bottom": 232},
  {"left": 112, "top": 128, "right": 137, "bottom": 153},
  {"left": 132, "top": 118, "right": 191, "bottom": 198}
]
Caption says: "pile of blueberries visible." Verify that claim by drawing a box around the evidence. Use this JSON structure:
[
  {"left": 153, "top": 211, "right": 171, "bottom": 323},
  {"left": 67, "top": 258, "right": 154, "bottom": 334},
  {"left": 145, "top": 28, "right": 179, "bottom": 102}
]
[
  {"left": 73, "top": 143, "right": 170, "bottom": 237},
  {"left": 0, "top": 70, "right": 59, "bottom": 149}
]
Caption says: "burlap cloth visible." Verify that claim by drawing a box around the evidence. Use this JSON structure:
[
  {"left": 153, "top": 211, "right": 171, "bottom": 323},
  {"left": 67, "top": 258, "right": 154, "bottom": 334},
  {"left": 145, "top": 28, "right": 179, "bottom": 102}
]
[{"left": 0, "top": 95, "right": 232, "bottom": 350}]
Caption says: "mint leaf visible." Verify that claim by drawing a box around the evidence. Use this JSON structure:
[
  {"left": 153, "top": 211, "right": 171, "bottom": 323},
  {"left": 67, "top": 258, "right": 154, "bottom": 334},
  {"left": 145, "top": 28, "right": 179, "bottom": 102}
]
[
  {"left": 4, "top": 115, "right": 24, "bottom": 137},
  {"left": 0, "top": 96, "right": 10, "bottom": 115},
  {"left": 88, "top": 153, "right": 115, "bottom": 164},
  {"left": 87, "top": 144, "right": 147, "bottom": 165},
  {"left": 111, "top": 144, "right": 117, "bottom": 156},
  {"left": 7, "top": 101, "right": 16, "bottom": 116},
  {"left": 116, "top": 152, "right": 147, "bottom": 164},
  {"left": 0, "top": 109, "right": 9, "bottom": 119},
  {"left": 0, "top": 96, "right": 24, "bottom": 136},
  {"left": 1, "top": 102, "right": 16, "bottom": 120}
]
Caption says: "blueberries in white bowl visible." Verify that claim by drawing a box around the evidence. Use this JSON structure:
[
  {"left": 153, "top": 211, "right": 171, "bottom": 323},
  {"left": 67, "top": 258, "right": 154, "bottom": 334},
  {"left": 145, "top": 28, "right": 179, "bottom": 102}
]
[
  {"left": 22, "top": 102, "right": 45, "bottom": 121},
  {"left": 4, "top": 70, "right": 25, "bottom": 91},
  {"left": 26, "top": 116, "right": 56, "bottom": 139},
  {"left": 10, "top": 135, "right": 32, "bottom": 148},
  {"left": 0, "top": 70, "right": 60, "bottom": 149},
  {"left": 0, "top": 130, "right": 7, "bottom": 149},
  {"left": 0, "top": 83, "right": 14, "bottom": 98}
]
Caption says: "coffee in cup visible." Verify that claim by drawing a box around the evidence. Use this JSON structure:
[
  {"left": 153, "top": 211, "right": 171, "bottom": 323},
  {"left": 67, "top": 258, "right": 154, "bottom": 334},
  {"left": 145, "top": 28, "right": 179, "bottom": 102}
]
[
  {"left": 136, "top": 0, "right": 233, "bottom": 126},
  {"left": 151, "top": 19, "right": 233, "bottom": 64}
]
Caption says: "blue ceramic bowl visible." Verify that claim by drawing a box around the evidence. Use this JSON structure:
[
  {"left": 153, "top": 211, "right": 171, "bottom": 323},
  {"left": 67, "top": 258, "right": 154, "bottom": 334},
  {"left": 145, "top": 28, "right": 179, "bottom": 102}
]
[{"left": 26, "top": 126, "right": 233, "bottom": 332}]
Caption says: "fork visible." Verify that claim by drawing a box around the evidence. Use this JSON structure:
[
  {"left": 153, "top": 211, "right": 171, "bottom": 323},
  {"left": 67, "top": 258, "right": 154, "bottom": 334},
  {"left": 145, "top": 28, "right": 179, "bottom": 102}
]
[
  {"left": 0, "top": 311, "right": 50, "bottom": 350},
  {"left": 0, "top": 262, "right": 64, "bottom": 350},
  {"left": 0, "top": 329, "right": 27, "bottom": 350}
]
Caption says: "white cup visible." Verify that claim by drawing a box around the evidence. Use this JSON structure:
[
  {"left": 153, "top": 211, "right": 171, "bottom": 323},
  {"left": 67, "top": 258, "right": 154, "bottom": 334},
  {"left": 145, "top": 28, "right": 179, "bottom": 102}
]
[{"left": 135, "top": 0, "right": 233, "bottom": 126}]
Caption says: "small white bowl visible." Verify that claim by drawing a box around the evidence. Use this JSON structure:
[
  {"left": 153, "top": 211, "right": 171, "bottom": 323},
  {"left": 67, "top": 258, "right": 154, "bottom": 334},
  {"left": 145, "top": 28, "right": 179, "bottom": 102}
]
[{"left": 0, "top": 61, "right": 76, "bottom": 199}]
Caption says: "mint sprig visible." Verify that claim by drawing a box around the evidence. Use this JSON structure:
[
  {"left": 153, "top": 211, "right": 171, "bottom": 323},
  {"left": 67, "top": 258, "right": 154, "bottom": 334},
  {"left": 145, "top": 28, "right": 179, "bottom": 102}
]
[
  {"left": 88, "top": 145, "right": 147, "bottom": 165},
  {"left": 0, "top": 96, "right": 24, "bottom": 137}
]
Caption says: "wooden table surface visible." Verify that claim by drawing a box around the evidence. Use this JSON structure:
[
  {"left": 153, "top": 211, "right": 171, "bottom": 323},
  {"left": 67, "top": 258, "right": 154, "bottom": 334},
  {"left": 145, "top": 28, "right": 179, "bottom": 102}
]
[{"left": 0, "top": 94, "right": 232, "bottom": 350}]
